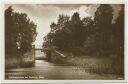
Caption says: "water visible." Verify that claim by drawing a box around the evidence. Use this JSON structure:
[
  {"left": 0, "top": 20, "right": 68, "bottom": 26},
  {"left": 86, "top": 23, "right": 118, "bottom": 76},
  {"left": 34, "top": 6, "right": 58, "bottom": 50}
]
[{"left": 35, "top": 50, "right": 45, "bottom": 58}]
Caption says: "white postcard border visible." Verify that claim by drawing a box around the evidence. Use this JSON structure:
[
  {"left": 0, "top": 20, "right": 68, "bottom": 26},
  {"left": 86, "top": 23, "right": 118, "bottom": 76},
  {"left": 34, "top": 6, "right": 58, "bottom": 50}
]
[{"left": 1, "top": 0, "right": 127, "bottom": 83}]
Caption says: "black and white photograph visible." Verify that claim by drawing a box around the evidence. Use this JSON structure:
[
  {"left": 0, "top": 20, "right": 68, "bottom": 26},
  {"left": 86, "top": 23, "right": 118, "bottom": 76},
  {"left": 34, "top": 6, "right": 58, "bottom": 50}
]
[{"left": 5, "top": 4, "right": 124, "bottom": 80}]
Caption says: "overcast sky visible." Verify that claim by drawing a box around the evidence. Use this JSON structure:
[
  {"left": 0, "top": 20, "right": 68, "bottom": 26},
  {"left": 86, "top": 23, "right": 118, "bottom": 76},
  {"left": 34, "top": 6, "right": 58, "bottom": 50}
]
[{"left": 5, "top": 4, "right": 121, "bottom": 48}]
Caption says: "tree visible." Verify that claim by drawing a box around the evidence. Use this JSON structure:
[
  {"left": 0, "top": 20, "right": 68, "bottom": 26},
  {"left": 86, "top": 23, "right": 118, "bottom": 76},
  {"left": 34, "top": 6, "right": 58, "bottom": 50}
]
[
  {"left": 93, "top": 4, "right": 113, "bottom": 56},
  {"left": 113, "top": 5, "right": 124, "bottom": 74},
  {"left": 5, "top": 6, "right": 37, "bottom": 57},
  {"left": 14, "top": 13, "right": 37, "bottom": 55},
  {"left": 43, "top": 14, "right": 72, "bottom": 51},
  {"left": 82, "top": 16, "right": 94, "bottom": 35},
  {"left": 43, "top": 12, "right": 89, "bottom": 55},
  {"left": 81, "top": 17, "right": 95, "bottom": 55},
  {"left": 5, "top": 6, "right": 18, "bottom": 56},
  {"left": 114, "top": 5, "right": 124, "bottom": 56},
  {"left": 70, "top": 12, "right": 85, "bottom": 47}
]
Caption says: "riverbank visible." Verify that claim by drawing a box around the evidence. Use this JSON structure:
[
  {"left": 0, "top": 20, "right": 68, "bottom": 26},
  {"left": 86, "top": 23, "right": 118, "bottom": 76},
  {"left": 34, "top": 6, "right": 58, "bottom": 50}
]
[
  {"left": 5, "top": 52, "right": 35, "bottom": 69},
  {"left": 63, "top": 55, "right": 123, "bottom": 77},
  {"left": 48, "top": 50, "right": 123, "bottom": 75},
  {"left": 5, "top": 56, "right": 19, "bottom": 69}
]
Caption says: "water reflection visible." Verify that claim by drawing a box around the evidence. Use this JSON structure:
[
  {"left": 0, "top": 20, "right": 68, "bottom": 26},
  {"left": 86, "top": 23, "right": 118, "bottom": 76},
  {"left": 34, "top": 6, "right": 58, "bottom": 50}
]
[
  {"left": 35, "top": 60, "right": 54, "bottom": 67},
  {"left": 35, "top": 50, "right": 46, "bottom": 60}
]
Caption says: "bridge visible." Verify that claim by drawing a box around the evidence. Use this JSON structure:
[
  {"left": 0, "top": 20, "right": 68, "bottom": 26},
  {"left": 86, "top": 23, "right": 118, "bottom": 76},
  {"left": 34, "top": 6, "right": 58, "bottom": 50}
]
[
  {"left": 41, "top": 47, "right": 67, "bottom": 63},
  {"left": 35, "top": 48, "right": 43, "bottom": 51},
  {"left": 20, "top": 45, "right": 67, "bottom": 67}
]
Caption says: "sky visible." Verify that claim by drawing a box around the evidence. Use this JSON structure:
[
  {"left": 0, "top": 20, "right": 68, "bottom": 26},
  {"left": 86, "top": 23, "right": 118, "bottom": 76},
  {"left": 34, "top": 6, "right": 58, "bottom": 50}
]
[{"left": 5, "top": 4, "right": 121, "bottom": 48}]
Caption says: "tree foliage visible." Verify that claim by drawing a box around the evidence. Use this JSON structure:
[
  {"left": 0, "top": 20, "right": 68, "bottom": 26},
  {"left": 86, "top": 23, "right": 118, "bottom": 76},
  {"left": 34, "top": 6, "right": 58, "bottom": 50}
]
[
  {"left": 5, "top": 6, "right": 37, "bottom": 57},
  {"left": 93, "top": 4, "right": 113, "bottom": 56},
  {"left": 114, "top": 5, "right": 124, "bottom": 55},
  {"left": 43, "top": 13, "right": 88, "bottom": 54},
  {"left": 5, "top": 6, "right": 17, "bottom": 55},
  {"left": 43, "top": 4, "right": 124, "bottom": 57},
  {"left": 113, "top": 5, "right": 124, "bottom": 62}
]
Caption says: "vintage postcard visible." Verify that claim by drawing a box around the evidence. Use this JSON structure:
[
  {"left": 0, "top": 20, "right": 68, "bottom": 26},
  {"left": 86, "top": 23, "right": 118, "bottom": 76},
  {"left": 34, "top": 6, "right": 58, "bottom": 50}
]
[{"left": 0, "top": 0, "right": 127, "bottom": 83}]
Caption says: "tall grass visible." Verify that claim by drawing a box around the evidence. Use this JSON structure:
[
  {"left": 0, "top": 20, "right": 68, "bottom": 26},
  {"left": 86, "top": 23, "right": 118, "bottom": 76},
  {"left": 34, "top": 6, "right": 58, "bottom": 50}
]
[
  {"left": 5, "top": 49, "right": 35, "bottom": 69},
  {"left": 64, "top": 56, "right": 123, "bottom": 75},
  {"left": 5, "top": 55, "right": 19, "bottom": 69}
]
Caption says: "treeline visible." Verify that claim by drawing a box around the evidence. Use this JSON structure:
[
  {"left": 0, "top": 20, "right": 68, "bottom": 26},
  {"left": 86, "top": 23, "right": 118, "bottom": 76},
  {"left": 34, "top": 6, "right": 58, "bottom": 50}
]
[
  {"left": 5, "top": 6, "right": 37, "bottom": 58},
  {"left": 43, "top": 4, "right": 124, "bottom": 58}
]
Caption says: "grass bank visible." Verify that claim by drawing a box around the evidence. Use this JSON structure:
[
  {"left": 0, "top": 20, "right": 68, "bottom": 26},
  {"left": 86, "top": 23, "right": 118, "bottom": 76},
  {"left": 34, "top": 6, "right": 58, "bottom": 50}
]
[
  {"left": 5, "top": 55, "right": 19, "bottom": 69},
  {"left": 5, "top": 51, "right": 35, "bottom": 69},
  {"left": 63, "top": 55, "right": 123, "bottom": 76}
]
